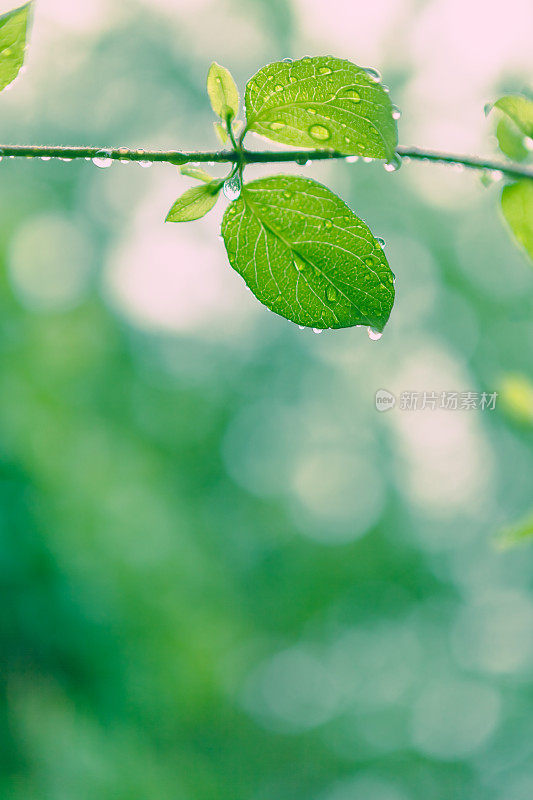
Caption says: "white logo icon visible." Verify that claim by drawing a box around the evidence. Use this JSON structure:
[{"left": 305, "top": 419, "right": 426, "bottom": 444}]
[{"left": 375, "top": 389, "right": 396, "bottom": 411}]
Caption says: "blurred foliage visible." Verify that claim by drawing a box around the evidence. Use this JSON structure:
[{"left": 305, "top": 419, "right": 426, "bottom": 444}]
[{"left": 0, "top": 1, "right": 532, "bottom": 799}]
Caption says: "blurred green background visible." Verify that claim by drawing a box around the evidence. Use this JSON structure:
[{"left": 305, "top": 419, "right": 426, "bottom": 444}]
[{"left": 1, "top": 0, "right": 533, "bottom": 798}]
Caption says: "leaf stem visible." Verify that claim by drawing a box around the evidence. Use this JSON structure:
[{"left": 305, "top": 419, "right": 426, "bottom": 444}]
[{"left": 0, "top": 144, "right": 531, "bottom": 180}]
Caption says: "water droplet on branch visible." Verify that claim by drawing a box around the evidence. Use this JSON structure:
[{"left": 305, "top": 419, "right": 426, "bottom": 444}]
[
  {"left": 367, "top": 327, "right": 383, "bottom": 340},
  {"left": 223, "top": 172, "right": 242, "bottom": 200},
  {"left": 92, "top": 150, "right": 113, "bottom": 168}
]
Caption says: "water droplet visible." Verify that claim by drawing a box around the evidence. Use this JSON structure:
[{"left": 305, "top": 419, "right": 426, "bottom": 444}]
[
  {"left": 307, "top": 107, "right": 317, "bottom": 115},
  {"left": 298, "top": 325, "right": 305, "bottom": 330},
  {"left": 376, "top": 237, "right": 386, "bottom": 247},
  {"left": 318, "top": 66, "right": 332, "bottom": 75},
  {"left": 40, "top": 156, "right": 51, "bottom": 161},
  {"left": 309, "top": 124, "right": 330, "bottom": 141},
  {"left": 362, "top": 156, "right": 373, "bottom": 163},
  {"left": 223, "top": 172, "right": 242, "bottom": 201},
  {"left": 59, "top": 157, "right": 73, "bottom": 162},
  {"left": 488, "top": 169, "right": 503, "bottom": 182},
  {"left": 365, "top": 255, "right": 377, "bottom": 266},
  {"left": 384, "top": 153, "right": 402, "bottom": 172},
  {"left": 324, "top": 220, "right": 333, "bottom": 228},
  {"left": 138, "top": 160, "right": 152, "bottom": 168},
  {"left": 483, "top": 102, "right": 493, "bottom": 117},
  {"left": 337, "top": 87, "right": 361, "bottom": 103},
  {"left": 283, "top": 190, "right": 292, "bottom": 199},
  {"left": 367, "top": 327, "right": 383, "bottom": 340},
  {"left": 282, "top": 57, "right": 293, "bottom": 63},
  {"left": 269, "top": 121, "right": 285, "bottom": 131},
  {"left": 274, "top": 84, "right": 283, "bottom": 91},
  {"left": 326, "top": 286, "right": 338, "bottom": 302},
  {"left": 364, "top": 67, "right": 381, "bottom": 82},
  {"left": 391, "top": 105, "right": 402, "bottom": 120},
  {"left": 313, "top": 328, "right": 323, "bottom": 334},
  {"left": 92, "top": 150, "right": 113, "bottom": 168},
  {"left": 345, "top": 155, "right": 359, "bottom": 163}
]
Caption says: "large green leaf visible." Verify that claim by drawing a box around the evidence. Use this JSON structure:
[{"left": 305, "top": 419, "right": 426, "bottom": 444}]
[
  {"left": 165, "top": 181, "right": 222, "bottom": 222},
  {"left": 494, "top": 95, "right": 533, "bottom": 138},
  {"left": 207, "top": 62, "right": 239, "bottom": 122},
  {"left": 221, "top": 175, "right": 395, "bottom": 331},
  {"left": 0, "top": 2, "right": 31, "bottom": 92},
  {"left": 244, "top": 56, "right": 398, "bottom": 160},
  {"left": 501, "top": 180, "right": 533, "bottom": 262}
]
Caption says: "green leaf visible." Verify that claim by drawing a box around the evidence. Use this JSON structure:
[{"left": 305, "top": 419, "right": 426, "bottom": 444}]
[
  {"left": 494, "top": 94, "right": 533, "bottom": 138},
  {"left": 0, "top": 2, "right": 32, "bottom": 92},
  {"left": 501, "top": 180, "right": 533, "bottom": 262},
  {"left": 244, "top": 56, "right": 398, "bottom": 160},
  {"left": 497, "top": 509, "right": 533, "bottom": 549},
  {"left": 496, "top": 116, "right": 529, "bottom": 161},
  {"left": 179, "top": 164, "right": 214, "bottom": 182},
  {"left": 221, "top": 175, "right": 395, "bottom": 331},
  {"left": 207, "top": 62, "right": 239, "bottom": 122},
  {"left": 213, "top": 121, "right": 228, "bottom": 145},
  {"left": 165, "top": 181, "right": 222, "bottom": 223}
]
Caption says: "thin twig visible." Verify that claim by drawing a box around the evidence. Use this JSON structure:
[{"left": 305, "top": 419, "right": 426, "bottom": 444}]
[{"left": 0, "top": 144, "right": 531, "bottom": 180}]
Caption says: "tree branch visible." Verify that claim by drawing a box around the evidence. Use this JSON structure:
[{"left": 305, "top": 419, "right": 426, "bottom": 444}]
[{"left": 0, "top": 144, "right": 531, "bottom": 181}]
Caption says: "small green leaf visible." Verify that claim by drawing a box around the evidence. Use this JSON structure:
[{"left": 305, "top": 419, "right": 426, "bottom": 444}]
[
  {"left": 501, "top": 180, "right": 533, "bottom": 262},
  {"left": 207, "top": 62, "right": 239, "bottom": 121},
  {"left": 496, "top": 116, "right": 529, "bottom": 161},
  {"left": 179, "top": 164, "right": 214, "bottom": 182},
  {"left": 244, "top": 56, "right": 398, "bottom": 160},
  {"left": 166, "top": 181, "right": 222, "bottom": 223},
  {"left": 0, "top": 2, "right": 32, "bottom": 92},
  {"left": 221, "top": 175, "right": 395, "bottom": 330},
  {"left": 213, "top": 121, "right": 228, "bottom": 145},
  {"left": 494, "top": 94, "right": 533, "bottom": 138},
  {"left": 497, "top": 509, "right": 533, "bottom": 549}
]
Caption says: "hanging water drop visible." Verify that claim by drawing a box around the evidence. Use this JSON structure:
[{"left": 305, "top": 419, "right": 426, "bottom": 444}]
[
  {"left": 308, "top": 124, "right": 331, "bottom": 141},
  {"left": 346, "top": 155, "right": 359, "bottom": 163},
  {"left": 384, "top": 153, "right": 402, "bottom": 172},
  {"left": 313, "top": 328, "right": 323, "bottom": 334},
  {"left": 391, "top": 105, "right": 402, "bottom": 120},
  {"left": 376, "top": 237, "right": 386, "bottom": 247},
  {"left": 367, "top": 327, "right": 383, "bottom": 340},
  {"left": 223, "top": 172, "right": 242, "bottom": 201},
  {"left": 40, "top": 156, "right": 51, "bottom": 161},
  {"left": 92, "top": 150, "right": 113, "bottom": 168}
]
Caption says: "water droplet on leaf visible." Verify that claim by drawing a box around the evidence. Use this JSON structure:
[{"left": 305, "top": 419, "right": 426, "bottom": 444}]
[
  {"left": 337, "top": 87, "right": 361, "bottom": 103},
  {"left": 367, "top": 327, "right": 383, "bottom": 340},
  {"left": 309, "top": 124, "right": 330, "bottom": 141},
  {"left": 364, "top": 67, "right": 381, "bottom": 82},
  {"left": 318, "top": 66, "right": 332, "bottom": 75},
  {"left": 313, "top": 328, "right": 323, "bottom": 334},
  {"left": 269, "top": 121, "right": 285, "bottom": 131},
  {"left": 326, "top": 286, "right": 338, "bottom": 302},
  {"left": 384, "top": 153, "right": 402, "bottom": 172}
]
